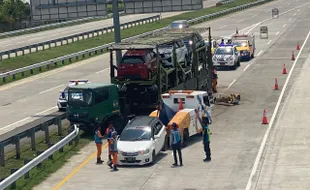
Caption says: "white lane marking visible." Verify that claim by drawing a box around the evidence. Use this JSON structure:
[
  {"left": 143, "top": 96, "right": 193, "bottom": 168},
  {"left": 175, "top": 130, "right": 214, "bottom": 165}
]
[
  {"left": 219, "top": 25, "right": 227, "bottom": 29},
  {"left": 228, "top": 79, "right": 236, "bottom": 89},
  {"left": 1, "top": 106, "right": 58, "bottom": 131},
  {"left": 257, "top": 50, "right": 263, "bottom": 56},
  {"left": 243, "top": 64, "right": 251, "bottom": 72},
  {"left": 293, "top": 13, "right": 296, "bottom": 16},
  {"left": 297, "top": 9, "right": 300, "bottom": 12},
  {"left": 265, "top": 10, "right": 269, "bottom": 12},
  {"left": 245, "top": 30, "right": 310, "bottom": 190},
  {"left": 243, "top": 2, "right": 309, "bottom": 35},
  {"left": 267, "top": 40, "right": 272, "bottom": 45},
  {"left": 289, "top": 18, "right": 292, "bottom": 21},
  {"left": 283, "top": 24, "right": 286, "bottom": 28},
  {"left": 237, "top": 19, "right": 244, "bottom": 23},
  {"left": 39, "top": 84, "right": 64, "bottom": 94},
  {"left": 252, "top": 14, "right": 258, "bottom": 18},
  {"left": 276, "top": 31, "right": 280, "bottom": 35},
  {"left": 17, "top": 98, "right": 30, "bottom": 103},
  {"left": 96, "top": 68, "right": 110, "bottom": 74}
]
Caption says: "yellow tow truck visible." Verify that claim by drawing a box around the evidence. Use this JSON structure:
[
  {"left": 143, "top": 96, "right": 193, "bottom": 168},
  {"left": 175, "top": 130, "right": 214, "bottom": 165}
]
[{"left": 231, "top": 34, "right": 255, "bottom": 61}]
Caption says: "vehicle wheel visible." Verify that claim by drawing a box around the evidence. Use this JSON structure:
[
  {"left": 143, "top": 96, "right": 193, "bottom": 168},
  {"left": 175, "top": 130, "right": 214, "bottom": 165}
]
[
  {"left": 231, "top": 64, "right": 237, "bottom": 70},
  {"left": 251, "top": 51, "right": 255, "bottom": 58},
  {"left": 162, "top": 136, "right": 168, "bottom": 151},
  {"left": 237, "top": 59, "right": 241, "bottom": 66},
  {"left": 182, "top": 129, "right": 189, "bottom": 147},
  {"left": 151, "top": 151, "right": 156, "bottom": 164}
]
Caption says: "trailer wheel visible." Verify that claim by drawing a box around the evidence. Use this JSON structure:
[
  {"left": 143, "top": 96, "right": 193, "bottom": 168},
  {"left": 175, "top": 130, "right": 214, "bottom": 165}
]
[{"left": 182, "top": 129, "right": 190, "bottom": 147}]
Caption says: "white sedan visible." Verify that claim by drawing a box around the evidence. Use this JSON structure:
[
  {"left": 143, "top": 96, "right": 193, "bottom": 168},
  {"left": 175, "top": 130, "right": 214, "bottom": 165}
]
[{"left": 117, "top": 116, "right": 167, "bottom": 165}]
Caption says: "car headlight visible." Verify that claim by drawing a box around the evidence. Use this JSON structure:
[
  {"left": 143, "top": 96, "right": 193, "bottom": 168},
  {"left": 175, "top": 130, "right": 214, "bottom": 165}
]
[
  {"left": 139, "top": 149, "right": 150, "bottom": 154},
  {"left": 178, "top": 25, "right": 183, "bottom": 29},
  {"left": 189, "top": 40, "right": 193, "bottom": 45}
]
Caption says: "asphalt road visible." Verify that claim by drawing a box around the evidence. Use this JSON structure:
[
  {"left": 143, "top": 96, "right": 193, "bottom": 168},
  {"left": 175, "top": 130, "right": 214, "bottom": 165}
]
[
  {"left": 21, "top": 0, "right": 310, "bottom": 189},
  {"left": 0, "top": 0, "right": 306, "bottom": 134},
  {"left": 0, "top": 0, "right": 217, "bottom": 53}
]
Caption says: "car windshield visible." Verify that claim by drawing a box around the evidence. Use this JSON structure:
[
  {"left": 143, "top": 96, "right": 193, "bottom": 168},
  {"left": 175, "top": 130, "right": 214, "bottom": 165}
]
[
  {"left": 171, "top": 23, "right": 184, "bottom": 29},
  {"left": 120, "top": 56, "right": 145, "bottom": 64},
  {"left": 68, "top": 89, "right": 92, "bottom": 107},
  {"left": 215, "top": 48, "right": 233, "bottom": 55},
  {"left": 233, "top": 40, "right": 247, "bottom": 47},
  {"left": 119, "top": 126, "right": 152, "bottom": 141}
]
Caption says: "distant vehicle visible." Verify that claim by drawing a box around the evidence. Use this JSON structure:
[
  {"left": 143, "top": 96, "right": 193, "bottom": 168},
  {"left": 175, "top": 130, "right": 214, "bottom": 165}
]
[
  {"left": 118, "top": 49, "right": 158, "bottom": 80},
  {"left": 117, "top": 116, "right": 167, "bottom": 165},
  {"left": 212, "top": 45, "right": 240, "bottom": 70},
  {"left": 183, "top": 32, "right": 205, "bottom": 62},
  {"left": 170, "top": 20, "right": 189, "bottom": 29},
  {"left": 57, "top": 80, "right": 89, "bottom": 111}
]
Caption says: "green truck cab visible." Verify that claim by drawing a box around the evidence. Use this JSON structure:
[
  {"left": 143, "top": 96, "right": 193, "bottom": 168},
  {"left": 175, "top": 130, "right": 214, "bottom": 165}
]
[{"left": 66, "top": 83, "right": 126, "bottom": 133}]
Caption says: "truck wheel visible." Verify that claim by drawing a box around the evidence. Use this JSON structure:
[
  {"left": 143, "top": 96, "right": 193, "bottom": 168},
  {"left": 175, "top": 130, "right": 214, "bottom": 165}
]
[{"left": 183, "top": 129, "right": 189, "bottom": 147}]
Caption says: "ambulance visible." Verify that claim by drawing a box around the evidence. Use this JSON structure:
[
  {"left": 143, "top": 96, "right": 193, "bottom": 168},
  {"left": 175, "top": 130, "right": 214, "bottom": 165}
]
[
  {"left": 149, "top": 90, "right": 212, "bottom": 146},
  {"left": 231, "top": 34, "right": 255, "bottom": 61}
]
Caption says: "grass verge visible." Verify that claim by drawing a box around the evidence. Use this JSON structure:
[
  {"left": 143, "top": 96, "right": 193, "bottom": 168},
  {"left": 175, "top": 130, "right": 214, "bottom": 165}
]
[
  {"left": 0, "top": 124, "right": 92, "bottom": 190},
  {"left": 0, "top": 3, "right": 124, "bottom": 39},
  {"left": 0, "top": 0, "right": 273, "bottom": 86}
]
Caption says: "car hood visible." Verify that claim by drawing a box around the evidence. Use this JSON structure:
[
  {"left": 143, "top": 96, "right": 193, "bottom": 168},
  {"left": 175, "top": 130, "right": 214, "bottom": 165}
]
[
  {"left": 118, "top": 140, "right": 153, "bottom": 152},
  {"left": 213, "top": 54, "right": 233, "bottom": 60}
]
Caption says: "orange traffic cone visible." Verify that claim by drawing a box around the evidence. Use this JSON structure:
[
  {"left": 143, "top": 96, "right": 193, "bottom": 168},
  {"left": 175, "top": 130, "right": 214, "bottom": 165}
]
[
  {"left": 178, "top": 98, "right": 184, "bottom": 111},
  {"left": 291, "top": 51, "right": 295, "bottom": 61},
  {"left": 262, "top": 109, "right": 269, "bottom": 124},
  {"left": 274, "top": 78, "right": 279, "bottom": 90},
  {"left": 282, "top": 64, "right": 287, "bottom": 74},
  {"left": 296, "top": 41, "right": 300, "bottom": 50}
]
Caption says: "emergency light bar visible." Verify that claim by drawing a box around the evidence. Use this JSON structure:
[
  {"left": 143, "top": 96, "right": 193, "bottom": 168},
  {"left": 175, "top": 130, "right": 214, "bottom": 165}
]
[
  {"left": 69, "top": 79, "right": 89, "bottom": 83},
  {"left": 219, "top": 44, "right": 233, "bottom": 47},
  {"left": 168, "top": 90, "right": 195, "bottom": 94}
]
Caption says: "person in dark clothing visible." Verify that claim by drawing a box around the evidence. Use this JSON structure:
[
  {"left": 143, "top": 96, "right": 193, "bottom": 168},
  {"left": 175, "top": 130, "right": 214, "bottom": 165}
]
[
  {"left": 202, "top": 117, "right": 212, "bottom": 162},
  {"left": 170, "top": 122, "right": 183, "bottom": 167}
]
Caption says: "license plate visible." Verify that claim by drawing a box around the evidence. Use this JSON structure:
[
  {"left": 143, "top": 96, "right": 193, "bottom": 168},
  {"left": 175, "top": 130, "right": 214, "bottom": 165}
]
[
  {"left": 125, "top": 157, "right": 136, "bottom": 161},
  {"left": 220, "top": 63, "right": 226, "bottom": 65}
]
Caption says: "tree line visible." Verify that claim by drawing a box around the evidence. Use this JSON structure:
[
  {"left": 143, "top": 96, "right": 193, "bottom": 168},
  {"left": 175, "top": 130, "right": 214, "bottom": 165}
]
[{"left": 0, "top": 0, "right": 30, "bottom": 31}]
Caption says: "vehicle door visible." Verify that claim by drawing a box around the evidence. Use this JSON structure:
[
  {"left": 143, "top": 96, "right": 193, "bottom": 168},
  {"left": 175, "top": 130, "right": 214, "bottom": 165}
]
[
  {"left": 153, "top": 121, "right": 165, "bottom": 154},
  {"left": 234, "top": 47, "right": 239, "bottom": 61},
  {"left": 145, "top": 51, "right": 155, "bottom": 71}
]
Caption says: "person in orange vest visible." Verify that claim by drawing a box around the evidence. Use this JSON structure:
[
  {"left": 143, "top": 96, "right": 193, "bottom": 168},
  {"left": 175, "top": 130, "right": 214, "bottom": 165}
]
[
  {"left": 108, "top": 131, "right": 119, "bottom": 171},
  {"left": 106, "top": 121, "right": 115, "bottom": 164},
  {"left": 212, "top": 67, "right": 218, "bottom": 93},
  {"left": 94, "top": 124, "right": 104, "bottom": 164}
]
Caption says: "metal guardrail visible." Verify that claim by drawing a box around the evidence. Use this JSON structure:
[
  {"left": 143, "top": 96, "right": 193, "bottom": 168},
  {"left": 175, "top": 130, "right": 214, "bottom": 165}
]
[
  {"left": 0, "top": 124, "right": 79, "bottom": 189},
  {"left": 0, "top": 112, "right": 66, "bottom": 167},
  {"left": 0, "top": 0, "right": 272, "bottom": 83},
  {"left": 0, "top": 14, "right": 160, "bottom": 61},
  {"left": 0, "top": 11, "right": 125, "bottom": 38}
]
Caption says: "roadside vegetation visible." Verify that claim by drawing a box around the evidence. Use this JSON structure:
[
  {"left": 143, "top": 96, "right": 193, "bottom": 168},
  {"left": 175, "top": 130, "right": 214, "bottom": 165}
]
[
  {"left": 0, "top": 0, "right": 271, "bottom": 86},
  {"left": 0, "top": 123, "right": 92, "bottom": 190},
  {"left": 0, "top": 2, "right": 125, "bottom": 39}
]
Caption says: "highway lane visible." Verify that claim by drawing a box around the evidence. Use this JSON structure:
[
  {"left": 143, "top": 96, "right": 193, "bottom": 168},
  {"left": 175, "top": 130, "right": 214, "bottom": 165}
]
[
  {"left": 1, "top": 0, "right": 307, "bottom": 135},
  {"left": 33, "top": 2, "right": 310, "bottom": 189},
  {"left": 0, "top": 0, "right": 217, "bottom": 53},
  {"left": 248, "top": 33, "right": 310, "bottom": 189}
]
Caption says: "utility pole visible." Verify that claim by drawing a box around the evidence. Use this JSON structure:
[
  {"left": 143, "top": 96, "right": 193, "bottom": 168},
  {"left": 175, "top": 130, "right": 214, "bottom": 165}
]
[
  {"left": 207, "top": 27, "right": 213, "bottom": 91},
  {"left": 112, "top": 0, "right": 122, "bottom": 65}
]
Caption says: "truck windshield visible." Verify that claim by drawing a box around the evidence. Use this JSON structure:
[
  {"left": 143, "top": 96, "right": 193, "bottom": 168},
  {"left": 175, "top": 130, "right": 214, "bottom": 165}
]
[
  {"left": 233, "top": 41, "right": 247, "bottom": 47},
  {"left": 119, "top": 127, "right": 151, "bottom": 141},
  {"left": 68, "top": 89, "right": 92, "bottom": 107},
  {"left": 215, "top": 48, "right": 233, "bottom": 55},
  {"left": 120, "top": 56, "right": 145, "bottom": 64}
]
